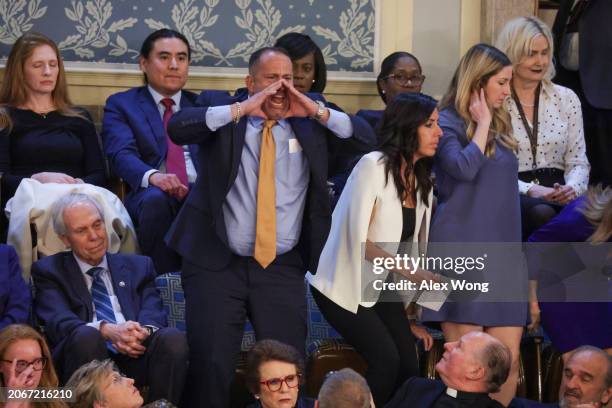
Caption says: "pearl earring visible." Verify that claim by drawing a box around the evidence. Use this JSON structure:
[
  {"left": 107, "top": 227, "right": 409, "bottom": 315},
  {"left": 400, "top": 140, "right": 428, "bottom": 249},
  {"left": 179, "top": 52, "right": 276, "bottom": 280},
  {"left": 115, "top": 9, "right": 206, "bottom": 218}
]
[
  {"left": 382, "top": 89, "right": 386, "bottom": 94},
  {"left": 312, "top": 79, "right": 315, "bottom": 83}
]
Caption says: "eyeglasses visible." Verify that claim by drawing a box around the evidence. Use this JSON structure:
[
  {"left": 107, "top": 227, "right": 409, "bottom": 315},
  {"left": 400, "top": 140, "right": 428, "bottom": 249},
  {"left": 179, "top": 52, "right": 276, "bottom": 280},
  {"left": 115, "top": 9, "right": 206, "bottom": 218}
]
[
  {"left": 1, "top": 357, "right": 47, "bottom": 373},
  {"left": 383, "top": 73, "right": 426, "bottom": 88},
  {"left": 259, "top": 374, "right": 301, "bottom": 392}
]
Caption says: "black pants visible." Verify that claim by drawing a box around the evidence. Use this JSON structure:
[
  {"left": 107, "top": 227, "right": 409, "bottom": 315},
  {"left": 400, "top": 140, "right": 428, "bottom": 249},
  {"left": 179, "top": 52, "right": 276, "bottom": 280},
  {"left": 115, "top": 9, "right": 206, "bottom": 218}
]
[
  {"left": 310, "top": 286, "right": 418, "bottom": 407},
  {"left": 55, "top": 325, "right": 188, "bottom": 405},
  {"left": 181, "top": 251, "right": 307, "bottom": 408}
]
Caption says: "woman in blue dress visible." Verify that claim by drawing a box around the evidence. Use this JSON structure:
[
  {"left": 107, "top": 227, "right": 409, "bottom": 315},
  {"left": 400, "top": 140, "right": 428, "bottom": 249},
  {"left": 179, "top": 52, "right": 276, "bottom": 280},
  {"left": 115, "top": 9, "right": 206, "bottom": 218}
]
[{"left": 422, "top": 44, "right": 526, "bottom": 405}]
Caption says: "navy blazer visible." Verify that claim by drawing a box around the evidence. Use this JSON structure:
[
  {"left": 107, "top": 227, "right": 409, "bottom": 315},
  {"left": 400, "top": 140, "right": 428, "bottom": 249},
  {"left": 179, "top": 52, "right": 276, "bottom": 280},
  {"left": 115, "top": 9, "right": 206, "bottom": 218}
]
[
  {"left": 165, "top": 90, "right": 375, "bottom": 273},
  {"left": 386, "top": 378, "right": 505, "bottom": 408},
  {"left": 0, "top": 244, "right": 30, "bottom": 330},
  {"left": 31, "top": 252, "right": 166, "bottom": 350},
  {"left": 101, "top": 86, "right": 201, "bottom": 192}
]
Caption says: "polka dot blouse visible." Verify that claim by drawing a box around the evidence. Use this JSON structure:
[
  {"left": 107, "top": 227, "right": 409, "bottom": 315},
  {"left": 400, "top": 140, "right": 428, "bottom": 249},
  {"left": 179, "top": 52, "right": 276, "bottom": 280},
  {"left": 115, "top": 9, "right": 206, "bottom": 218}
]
[{"left": 505, "top": 81, "right": 590, "bottom": 195}]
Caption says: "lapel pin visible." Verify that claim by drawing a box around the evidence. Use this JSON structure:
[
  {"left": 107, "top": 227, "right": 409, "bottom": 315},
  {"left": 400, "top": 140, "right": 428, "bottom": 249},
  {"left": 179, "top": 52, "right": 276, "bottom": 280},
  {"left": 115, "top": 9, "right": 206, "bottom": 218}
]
[{"left": 119, "top": 281, "right": 126, "bottom": 287}]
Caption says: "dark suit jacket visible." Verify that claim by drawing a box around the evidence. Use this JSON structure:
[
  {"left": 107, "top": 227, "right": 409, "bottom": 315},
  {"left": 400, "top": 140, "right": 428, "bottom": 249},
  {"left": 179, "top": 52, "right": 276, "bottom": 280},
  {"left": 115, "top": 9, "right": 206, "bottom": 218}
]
[
  {"left": 31, "top": 252, "right": 167, "bottom": 352},
  {"left": 166, "top": 90, "right": 375, "bottom": 272},
  {"left": 385, "top": 378, "right": 505, "bottom": 408},
  {"left": 552, "top": 0, "right": 612, "bottom": 109},
  {"left": 101, "top": 86, "right": 201, "bottom": 193},
  {"left": 0, "top": 244, "right": 30, "bottom": 330}
]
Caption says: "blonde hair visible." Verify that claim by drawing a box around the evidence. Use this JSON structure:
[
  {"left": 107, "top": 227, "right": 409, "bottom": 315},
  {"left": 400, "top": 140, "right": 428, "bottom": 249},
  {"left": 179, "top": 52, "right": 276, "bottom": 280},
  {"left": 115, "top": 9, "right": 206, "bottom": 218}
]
[
  {"left": 440, "top": 43, "right": 517, "bottom": 157},
  {"left": 495, "top": 16, "right": 556, "bottom": 84},
  {"left": 66, "top": 359, "right": 118, "bottom": 408},
  {"left": 0, "top": 324, "right": 67, "bottom": 408},
  {"left": 0, "top": 32, "right": 84, "bottom": 131},
  {"left": 579, "top": 185, "right": 612, "bottom": 243}
]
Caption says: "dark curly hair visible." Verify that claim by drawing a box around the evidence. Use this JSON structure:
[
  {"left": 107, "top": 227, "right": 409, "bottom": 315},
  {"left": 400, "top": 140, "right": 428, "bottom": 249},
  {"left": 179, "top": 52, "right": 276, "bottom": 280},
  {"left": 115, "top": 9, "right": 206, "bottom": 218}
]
[
  {"left": 244, "top": 339, "right": 305, "bottom": 394},
  {"left": 275, "top": 32, "right": 327, "bottom": 93}
]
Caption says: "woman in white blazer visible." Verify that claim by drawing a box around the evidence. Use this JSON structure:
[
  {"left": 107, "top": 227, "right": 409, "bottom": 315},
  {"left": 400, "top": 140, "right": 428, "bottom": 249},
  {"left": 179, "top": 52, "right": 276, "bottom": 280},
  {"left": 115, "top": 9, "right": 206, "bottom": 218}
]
[{"left": 307, "top": 93, "right": 442, "bottom": 406}]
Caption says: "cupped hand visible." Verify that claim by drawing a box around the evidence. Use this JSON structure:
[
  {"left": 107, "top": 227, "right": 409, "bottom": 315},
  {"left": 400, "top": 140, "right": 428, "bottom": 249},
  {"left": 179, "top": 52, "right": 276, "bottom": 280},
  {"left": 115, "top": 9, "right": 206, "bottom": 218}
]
[
  {"left": 283, "top": 79, "right": 322, "bottom": 119},
  {"left": 240, "top": 80, "right": 285, "bottom": 119}
]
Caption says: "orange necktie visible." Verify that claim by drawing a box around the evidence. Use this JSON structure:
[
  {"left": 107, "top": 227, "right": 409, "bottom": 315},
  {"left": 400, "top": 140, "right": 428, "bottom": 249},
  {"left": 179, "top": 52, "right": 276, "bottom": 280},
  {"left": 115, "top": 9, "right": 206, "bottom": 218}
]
[{"left": 254, "top": 120, "right": 277, "bottom": 268}]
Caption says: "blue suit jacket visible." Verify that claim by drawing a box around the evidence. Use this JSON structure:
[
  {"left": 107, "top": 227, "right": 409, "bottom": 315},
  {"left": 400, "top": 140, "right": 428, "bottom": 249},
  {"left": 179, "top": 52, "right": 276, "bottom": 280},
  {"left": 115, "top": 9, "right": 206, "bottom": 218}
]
[
  {"left": 31, "top": 252, "right": 167, "bottom": 351},
  {"left": 0, "top": 244, "right": 30, "bottom": 330},
  {"left": 101, "top": 86, "right": 200, "bottom": 192},
  {"left": 165, "top": 90, "right": 375, "bottom": 272}
]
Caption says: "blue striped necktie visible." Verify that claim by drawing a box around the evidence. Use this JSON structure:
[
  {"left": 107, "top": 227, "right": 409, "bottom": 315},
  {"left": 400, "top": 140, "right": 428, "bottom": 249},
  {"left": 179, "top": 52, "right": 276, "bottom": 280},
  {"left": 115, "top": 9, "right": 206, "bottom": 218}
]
[{"left": 87, "top": 267, "right": 117, "bottom": 353}]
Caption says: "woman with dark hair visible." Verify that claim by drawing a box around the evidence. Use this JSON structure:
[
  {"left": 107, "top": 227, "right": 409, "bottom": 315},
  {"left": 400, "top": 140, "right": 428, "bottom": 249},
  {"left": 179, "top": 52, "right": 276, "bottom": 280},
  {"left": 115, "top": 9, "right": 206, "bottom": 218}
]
[
  {"left": 245, "top": 339, "right": 315, "bottom": 408},
  {"left": 308, "top": 92, "right": 442, "bottom": 406},
  {"left": 0, "top": 32, "right": 107, "bottom": 227},
  {"left": 421, "top": 43, "right": 524, "bottom": 405},
  {"left": 0, "top": 324, "right": 66, "bottom": 408},
  {"left": 357, "top": 52, "right": 425, "bottom": 130},
  {"left": 274, "top": 32, "right": 327, "bottom": 93}
]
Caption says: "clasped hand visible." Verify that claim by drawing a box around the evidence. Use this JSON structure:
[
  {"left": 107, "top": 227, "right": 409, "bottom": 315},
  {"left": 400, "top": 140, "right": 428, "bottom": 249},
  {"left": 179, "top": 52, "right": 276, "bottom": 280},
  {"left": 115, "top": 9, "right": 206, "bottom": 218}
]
[
  {"left": 101, "top": 320, "right": 150, "bottom": 358},
  {"left": 241, "top": 79, "right": 324, "bottom": 120}
]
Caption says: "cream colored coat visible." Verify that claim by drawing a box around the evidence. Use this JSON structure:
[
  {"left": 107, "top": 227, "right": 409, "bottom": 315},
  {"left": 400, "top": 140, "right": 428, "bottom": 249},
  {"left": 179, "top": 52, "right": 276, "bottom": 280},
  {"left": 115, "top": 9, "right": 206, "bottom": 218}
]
[{"left": 307, "top": 151, "right": 432, "bottom": 313}]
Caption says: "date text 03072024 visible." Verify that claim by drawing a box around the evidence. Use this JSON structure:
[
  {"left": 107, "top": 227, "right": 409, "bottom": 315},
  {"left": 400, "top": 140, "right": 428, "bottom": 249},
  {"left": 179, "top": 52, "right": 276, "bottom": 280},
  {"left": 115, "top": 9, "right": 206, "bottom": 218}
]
[{"left": 0, "top": 387, "right": 75, "bottom": 402}]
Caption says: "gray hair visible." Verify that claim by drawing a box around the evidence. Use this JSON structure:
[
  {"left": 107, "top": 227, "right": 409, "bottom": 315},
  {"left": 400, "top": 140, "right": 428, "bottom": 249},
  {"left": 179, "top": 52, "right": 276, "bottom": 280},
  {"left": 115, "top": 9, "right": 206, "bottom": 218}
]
[
  {"left": 65, "top": 359, "right": 117, "bottom": 408},
  {"left": 479, "top": 337, "right": 512, "bottom": 393},
  {"left": 318, "top": 368, "right": 371, "bottom": 408},
  {"left": 50, "top": 193, "right": 105, "bottom": 236},
  {"left": 568, "top": 345, "right": 612, "bottom": 389}
]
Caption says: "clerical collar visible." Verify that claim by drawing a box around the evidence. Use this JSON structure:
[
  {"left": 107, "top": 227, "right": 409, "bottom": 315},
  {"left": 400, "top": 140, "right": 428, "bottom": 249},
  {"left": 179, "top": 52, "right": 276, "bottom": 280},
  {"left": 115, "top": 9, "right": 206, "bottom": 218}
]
[{"left": 446, "top": 387, "right": 490, "bottom": 400}]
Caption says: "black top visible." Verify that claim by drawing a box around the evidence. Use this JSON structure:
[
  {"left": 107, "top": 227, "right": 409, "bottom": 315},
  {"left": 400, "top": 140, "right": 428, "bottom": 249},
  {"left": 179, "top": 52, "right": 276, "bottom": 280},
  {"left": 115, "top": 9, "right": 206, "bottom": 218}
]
[
  {"left": 433, "top": 389, "right": 503, "bottom": 408},
  {"left": 0, "top": 107, "right": 107, "bottom": 203},
  {"left": 401, "top": 206, "right": 416, "bottom": 242}
]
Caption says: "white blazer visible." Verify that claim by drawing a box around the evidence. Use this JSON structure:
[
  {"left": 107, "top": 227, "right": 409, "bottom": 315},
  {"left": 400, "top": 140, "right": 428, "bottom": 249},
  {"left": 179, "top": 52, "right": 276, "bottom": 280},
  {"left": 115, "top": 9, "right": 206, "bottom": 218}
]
[{"left": 307, "top": 151, "right": 432, "bottom": 313}]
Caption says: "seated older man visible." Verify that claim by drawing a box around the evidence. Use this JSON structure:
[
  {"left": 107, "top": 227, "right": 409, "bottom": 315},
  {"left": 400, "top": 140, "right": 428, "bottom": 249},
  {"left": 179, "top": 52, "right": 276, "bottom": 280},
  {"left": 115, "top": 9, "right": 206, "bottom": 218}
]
[
  {"left": 510, "top": 345, "right": 612, "bottom": 408},
  {"left": 31, "top": 192, "right": 187, "bottom": 405},
  {"left": 386, "top": 332, "right": 511, "bottom": 408},
  {"left": 318, "top": 368, "right": 375, "bottom": 408}
]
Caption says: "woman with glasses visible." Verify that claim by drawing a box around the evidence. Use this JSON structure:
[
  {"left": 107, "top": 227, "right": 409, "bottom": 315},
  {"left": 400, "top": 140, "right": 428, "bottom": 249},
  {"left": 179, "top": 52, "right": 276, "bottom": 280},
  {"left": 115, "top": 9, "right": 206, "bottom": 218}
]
[
  {"left": 357, "top": 52, "right": 426, "bottom": 131},
  {"left": 0, "top": 324, "right": 66, "bottom": 408},
  {"left": 245, "top": 339, "right": 315, "bottom": 408},
  {"left": 496, "top": 16, "right": 590, "bottom": 240},
  {"left": 66, "top": 359, "right": 175, "bottom": 408}
]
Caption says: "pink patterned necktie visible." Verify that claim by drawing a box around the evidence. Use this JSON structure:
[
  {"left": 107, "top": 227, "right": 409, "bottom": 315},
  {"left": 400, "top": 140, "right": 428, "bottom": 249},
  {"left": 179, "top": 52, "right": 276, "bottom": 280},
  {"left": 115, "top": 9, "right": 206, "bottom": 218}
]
[{"left": 161, "top": 98, "right": 188, "bottom": 186}]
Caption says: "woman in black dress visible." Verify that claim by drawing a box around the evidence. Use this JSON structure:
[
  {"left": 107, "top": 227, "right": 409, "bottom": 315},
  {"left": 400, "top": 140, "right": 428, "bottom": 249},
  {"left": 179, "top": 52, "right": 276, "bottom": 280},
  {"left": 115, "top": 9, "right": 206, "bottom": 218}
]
[{"left": 0, "top": 32, "right": 106, "bottom": 226}]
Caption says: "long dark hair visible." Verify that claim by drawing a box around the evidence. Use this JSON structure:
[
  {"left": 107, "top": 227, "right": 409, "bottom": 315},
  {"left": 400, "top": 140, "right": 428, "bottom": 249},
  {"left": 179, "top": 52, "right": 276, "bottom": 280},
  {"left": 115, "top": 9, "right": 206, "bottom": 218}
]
[
  {"left": 378, "top": 92, "right": 437, "bottom": 206},
  {"left": 275, "top": 32, "right": 327, "bottom": 93}
]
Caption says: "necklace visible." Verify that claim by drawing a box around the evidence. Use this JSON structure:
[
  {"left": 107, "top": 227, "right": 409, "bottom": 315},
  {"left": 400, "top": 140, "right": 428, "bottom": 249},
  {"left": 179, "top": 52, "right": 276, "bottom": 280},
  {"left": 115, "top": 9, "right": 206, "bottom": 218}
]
[{"left": 519, "top": 100, "right": 535, "bottom": 108}]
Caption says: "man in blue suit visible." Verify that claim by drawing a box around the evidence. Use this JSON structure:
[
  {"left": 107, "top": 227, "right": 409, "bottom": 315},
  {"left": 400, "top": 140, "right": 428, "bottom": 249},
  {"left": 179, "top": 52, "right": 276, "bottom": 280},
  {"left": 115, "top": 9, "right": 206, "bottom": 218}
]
[
  {"left": 102, "top": 29, "right": 200, "bottom": 275},
  {"left": 166, "top": 46, "right": 375, "bottom": 407},
  {"left": 31, "top": 193, "right": 187, "bottom": 405}
]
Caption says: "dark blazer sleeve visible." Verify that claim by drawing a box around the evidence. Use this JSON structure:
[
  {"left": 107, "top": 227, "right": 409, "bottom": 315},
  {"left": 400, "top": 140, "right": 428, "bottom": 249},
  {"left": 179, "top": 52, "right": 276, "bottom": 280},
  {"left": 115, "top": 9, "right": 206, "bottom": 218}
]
[
  {"left": 102, "top": 93, "right": 155, "bottom": 191},
  {"left": 133, "top": 256, "right": 167, "bottom": 328},
  {"left": 77, "top": 109, "right": 108, "bottom": 187},
  {"left": 167, "top": 90, "right": 232, "bottom": 146},
  {"left": 0, "top": 245, "right": 30, "bottom": 330},
  {"left": 31, "top": 257, "right": 88, "bottom": 347}
]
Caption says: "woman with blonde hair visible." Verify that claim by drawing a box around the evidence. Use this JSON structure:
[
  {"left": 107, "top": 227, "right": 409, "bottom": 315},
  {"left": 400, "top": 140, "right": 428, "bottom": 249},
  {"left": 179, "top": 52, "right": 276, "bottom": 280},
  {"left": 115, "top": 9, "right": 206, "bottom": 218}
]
[
  {"left": 422, "top": 43, "right": 525, "bottom": 405},
  {"left": 0, "top": 32, "right": 106, "bottom": 229},
  {"left": 0, "top": 324, "right": 66, "bottom": 408},
  {"left": 496, "top": 16, "right": 590, "bottom": 240}
]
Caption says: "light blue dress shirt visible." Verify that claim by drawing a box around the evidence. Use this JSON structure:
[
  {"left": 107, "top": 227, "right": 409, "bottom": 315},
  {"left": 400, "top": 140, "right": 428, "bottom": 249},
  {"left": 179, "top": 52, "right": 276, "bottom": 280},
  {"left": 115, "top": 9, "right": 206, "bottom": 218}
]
[{"left": 206, "top": 105, "right": 353, "bottom": 256}]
